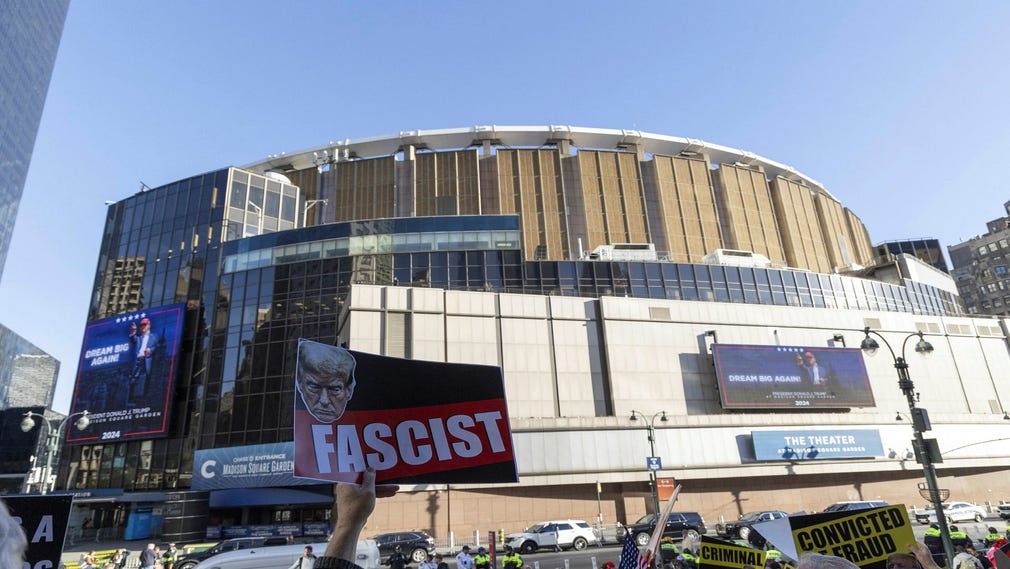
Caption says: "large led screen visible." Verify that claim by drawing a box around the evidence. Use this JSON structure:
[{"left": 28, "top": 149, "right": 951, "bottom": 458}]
[
  {"left": 68, "top": 303, "right": 186, "bottom": 443},
  {"left": 712, "top": 344, "right": 874, "bottom": 409}
]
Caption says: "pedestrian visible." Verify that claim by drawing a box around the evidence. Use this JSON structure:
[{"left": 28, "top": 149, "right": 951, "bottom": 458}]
[
  {"left": 954, "top": 545, "right": 983, "bottom": 569},
  {"left": 420, "top": 553, "right": 438, "bottom": 569},
  {"left": 966, "top": 545, "right": 992, "bottom": 569},
  {"left": 290, "top": 545, "right": 318, "bottom": 569},
  {"left": 456, "top": 545, "right": 475, "bottom": 569},
  {"left": 661, "top": 537, "right": 679, "bottom": 567},
  {"left": 474, "top": 547, "right": 491, "bottom": 569},
  {"left": 435, "top": 554, "right": 449, "bottom": 569},
  {"left": 885, "top": 552, "right": 923, "bottom": 569},
  {"left": 117, "top": 548, "right": 131, "bottom": 569},
  {"left": 140, "top": 543, "right": 158, "bottom": 569},
  {"left": 389, "top": 545, "right": 409, "bottom": 569},
  {"left": 81, "top": 555, "right": 98, "bottom": 569}
]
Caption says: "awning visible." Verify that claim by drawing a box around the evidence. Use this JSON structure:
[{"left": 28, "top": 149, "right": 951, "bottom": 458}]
[{"left": 209, "top": 488, "right": 332, "bottom": 508}]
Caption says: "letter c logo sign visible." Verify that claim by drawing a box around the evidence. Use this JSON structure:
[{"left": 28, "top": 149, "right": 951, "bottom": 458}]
[{"left": 200, "top": 460, "right": 217, "bottom": 479}]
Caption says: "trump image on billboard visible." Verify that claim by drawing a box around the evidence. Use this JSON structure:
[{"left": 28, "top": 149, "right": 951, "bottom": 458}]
[
  {"left": 293, "top": 339, "right": 518, "bottom": 485},
  {"left": 68, "top": 303, "right": 185, "bottom": 443}
]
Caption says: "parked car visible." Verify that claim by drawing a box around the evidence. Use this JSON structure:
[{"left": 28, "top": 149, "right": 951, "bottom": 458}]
[
  {"left": 177, "top": 537, "right": 290, "bottom": 569},
  {"left": 620, "top": 512, "right": 708, "bottom": 547},
  {"left": 716, "top": 511, "right": 788, "bottom": 541},
  {"left": 192, "top": 539, "right": 381, "bottom": 569},
  {"left": 822, "top": 501, "right": 888, "bottom": 513},
  {"left": 373, "top": 531, "right": 437, "bottom": 563},
  {"left": 998, "top": 503, "right": 1010, "bottom": 520},
  {"left": 919, "top": 502, "right": 988, "bottom": 524},
  {"left": 504, "top": 520, "right": 599, "bottom": 553}
]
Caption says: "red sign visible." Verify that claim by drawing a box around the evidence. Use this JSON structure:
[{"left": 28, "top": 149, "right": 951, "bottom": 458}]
[{"left": 293, "top": 340, "right": 518, "bottom": 485}]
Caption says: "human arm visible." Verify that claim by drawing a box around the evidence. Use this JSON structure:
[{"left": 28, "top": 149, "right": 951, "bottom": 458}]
[
  {"left": 318, "top": 468, "right": 398, "bottom": 569},
  {"left": 909, "top": 541, "right": 943, "bottom": 569}
]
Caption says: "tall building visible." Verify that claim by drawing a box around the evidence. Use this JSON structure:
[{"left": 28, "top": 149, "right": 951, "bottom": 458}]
[
  {"left": 948, "top": 200, "right": 1010, "bottom": 315},
  {"left": 60, "top": 127, "right": 1008, "bottom": 543},
  {"left": 0, "top": 324, "right": 59, "bottom": 409},
  {"left": 0, "top": 0, "right": 70, "bottom": 280}
]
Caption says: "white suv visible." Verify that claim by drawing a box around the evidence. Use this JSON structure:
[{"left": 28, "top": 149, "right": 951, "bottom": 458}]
[{"left": 505, "top": 520, "right": 599, "bottom": 553}]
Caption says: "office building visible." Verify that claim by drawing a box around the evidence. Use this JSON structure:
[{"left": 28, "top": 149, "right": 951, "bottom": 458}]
[
  {"left": 60, "top": 127, "right": 1009, "bottom": 542},
  {"left": 949, "top": 201, "right": 1010, "bottom": 316},
  {"left": 0, "top": 0, "right": 70, "bottom": 280}
]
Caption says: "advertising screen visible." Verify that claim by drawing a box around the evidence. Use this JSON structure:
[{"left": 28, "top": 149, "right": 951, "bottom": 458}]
[
  {"left": 712, "top": 344, "right": 874, "bottom": 409},
  {"left": 68, "top": 303, "right": 186, "bottom": 443}
]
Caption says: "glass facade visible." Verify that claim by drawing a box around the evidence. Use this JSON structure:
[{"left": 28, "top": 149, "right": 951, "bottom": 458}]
[{"left": 0, "top": 0, "right": 69, "bottom": 280}]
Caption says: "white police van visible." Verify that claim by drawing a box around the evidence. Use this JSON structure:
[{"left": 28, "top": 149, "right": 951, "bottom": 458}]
[{"left": 192, "top": 540, "right": 380, "bottom": 569}]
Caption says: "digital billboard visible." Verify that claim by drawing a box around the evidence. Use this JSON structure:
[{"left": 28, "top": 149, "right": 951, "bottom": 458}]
[
  {"left": 712, "top": 344, "right": 874, "bottom": 409},
  {"left": 68, "top": 303, "right": 186, "bottom": 443}
]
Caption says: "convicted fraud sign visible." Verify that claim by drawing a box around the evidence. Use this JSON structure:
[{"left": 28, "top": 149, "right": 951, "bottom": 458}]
[{"left": 293, "top": 339, "right": 518, "bottom": 485}]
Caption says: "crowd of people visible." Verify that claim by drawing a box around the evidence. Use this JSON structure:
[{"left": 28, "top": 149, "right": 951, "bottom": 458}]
[{"left": 4, "top": 481, "right": 1010, "bottom": 569}]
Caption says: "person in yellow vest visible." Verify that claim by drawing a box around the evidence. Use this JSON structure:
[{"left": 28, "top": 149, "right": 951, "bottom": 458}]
[
  {"left": 163, "top": 543, "right": 179, "bottom": 569},
  {"left": 985, "top": 527, "right": 1003, "bottom": 547},
  {"left": 950, "top": 525, "right": 973, "bottom": 549},
  {"left": 679, "top": 548, "right": 698, "bottom": 569},
  {"left": 660, "top": 537, "right": 679, "bottom": 567},
  {"left": 501, "top": 546, "right": 522, "bottom": 569},
  {"left": 474, "top": 547, "right": 491, "bottom": 569}
]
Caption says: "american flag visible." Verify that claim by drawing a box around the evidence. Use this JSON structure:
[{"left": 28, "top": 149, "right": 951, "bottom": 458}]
[{"left": 619, "top": 529, "right": 651, "bottom": 569}]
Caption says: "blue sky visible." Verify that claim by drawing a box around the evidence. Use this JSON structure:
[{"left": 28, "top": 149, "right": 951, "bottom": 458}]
[{"left": 3, "top": 2, "right": 1010, "bottom": 413}]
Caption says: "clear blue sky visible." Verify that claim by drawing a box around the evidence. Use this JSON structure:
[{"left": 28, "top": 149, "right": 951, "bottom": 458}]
[{"left": 3, "top": 2, "right": 1009, "bottom": 413}]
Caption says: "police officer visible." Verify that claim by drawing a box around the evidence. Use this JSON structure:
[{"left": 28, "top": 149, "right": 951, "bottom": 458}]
[
  {"left": 679, "top": 548, "right": 698, "bottom": 569},
  {"left": 950, "top": 525, "right": 973, "bottom": 549},
  {"left": 985, "top": 527, "right": 1003, "bottom": 547},
  {"left": 474, "top": 547, "right": 491, "bottom": 569},
  {"left": 163, "top": 543, "right": 179, "bottom": 569},
  {"left": 661, "top": 537, "right": 680, "bottom": 567},
  {"left": 389, "top": 546, "right": 409, "bottom": 569},
  {"left": 501, "top": 546, "right": 522, "bottom": 569}
]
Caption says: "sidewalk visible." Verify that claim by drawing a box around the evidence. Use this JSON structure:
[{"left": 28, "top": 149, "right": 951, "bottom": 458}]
[{"left": 60, "top": 538, "right": 169, "bottom": 569}]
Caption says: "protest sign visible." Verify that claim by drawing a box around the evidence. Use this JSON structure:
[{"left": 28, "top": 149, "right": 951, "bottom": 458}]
[
  {"left": 750, "top": 505, "right": 915, "bottom": 569},
  {"left": 699, "top": 536, "right": 767, "bottom": 569},
  {"left": 293, "top": 339, "right": 517, "bottom": 484},
  {"left": 4, "top": 495, "right": 73, "bottom": 569}
]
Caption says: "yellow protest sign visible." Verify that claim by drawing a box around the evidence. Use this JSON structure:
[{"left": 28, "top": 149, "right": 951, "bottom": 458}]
[
  {"left": 699, "top": 536, "right": 768, "bottom": 569},
  {"left": 790, "top": 505, "right": 915, "bottom": 569}
]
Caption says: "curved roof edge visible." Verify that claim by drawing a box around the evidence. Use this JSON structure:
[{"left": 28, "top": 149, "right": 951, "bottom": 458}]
[{"left": 243, "top": 125, "right": 839, "bottom": 202}]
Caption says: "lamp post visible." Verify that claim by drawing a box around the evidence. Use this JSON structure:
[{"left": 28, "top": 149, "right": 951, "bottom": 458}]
[
  {"left": 247, "top": 202, "right": 264, "bottom": 235},
  {"left": 860, "top": 327, "right": 954, "bottom": 567},
  {"left": 630, "top": 410, "right": 668, "bottom": 515},
  {"left": 302, "top": 199, "right": 328, "bottom": 228},
  {"left": 21, "top": 410, "right": 90, "bottom": 494}
]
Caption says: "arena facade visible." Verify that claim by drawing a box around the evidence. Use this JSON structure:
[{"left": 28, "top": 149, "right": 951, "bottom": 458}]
[{"left": 58, "top": 126, "right": 1009, "bottom": 543}]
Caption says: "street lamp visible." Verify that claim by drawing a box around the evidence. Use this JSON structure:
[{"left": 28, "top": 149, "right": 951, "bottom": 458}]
[
  {"left": 302, "top": 199, "right": 328, "bottom": 227},
  {"left": 247, "top": 202, "right": 264, "bottom": 235},
  {"left": 860, "top": 327, "right": 954, "bottom": 567},
  {"left": 21, "top": 410, "right": 90, "bottom": 494},
  {"left": 630, "top": 409, "right": 668, "bottom": 515}
]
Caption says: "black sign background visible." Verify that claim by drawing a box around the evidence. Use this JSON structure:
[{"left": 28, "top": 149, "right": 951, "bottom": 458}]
[{"left": 4, "top": 495, "right": 73, "bottom": 569}]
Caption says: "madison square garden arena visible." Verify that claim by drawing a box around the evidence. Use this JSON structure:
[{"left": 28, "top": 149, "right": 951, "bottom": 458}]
[{"left": 56, "top": 126, "right": 1010, "bottom": 543}]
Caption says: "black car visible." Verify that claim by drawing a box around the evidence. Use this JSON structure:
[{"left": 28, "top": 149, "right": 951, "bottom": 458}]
[
  {"left": 621, "top": 512, "right": 707, "bottom": 547},
  {"left": 175, "top": 537, "right": 290, "bottom": 569},
  {"left": 716, "top": 511, "right": 788, "bottom": 541},
  {"left": 373, "top": 531, "right": 437, "bottom": 564}
]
